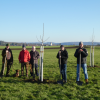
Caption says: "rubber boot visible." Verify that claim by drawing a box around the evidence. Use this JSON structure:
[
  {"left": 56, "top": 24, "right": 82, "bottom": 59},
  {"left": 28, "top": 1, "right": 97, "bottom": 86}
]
[{"left": 85, "top": 79, "right": 88, "bottom": 84}]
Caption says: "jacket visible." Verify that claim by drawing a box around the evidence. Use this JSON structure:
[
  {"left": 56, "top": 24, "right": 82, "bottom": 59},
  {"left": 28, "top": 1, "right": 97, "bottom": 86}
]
[
  {"left": 74, "top": 47, "right": 88, "bottom": 64},
  {"left": 2, "top": 48, "right": 13, "bottom": 63},
  {"left": 57, "top": 49, "right": 68, "bottom": 64},
  {"left": 30, "top": 50, "right": 40, "bottom": 64},
  {"left": 18, "top": 50, "right": 30, "bottom": 63}
]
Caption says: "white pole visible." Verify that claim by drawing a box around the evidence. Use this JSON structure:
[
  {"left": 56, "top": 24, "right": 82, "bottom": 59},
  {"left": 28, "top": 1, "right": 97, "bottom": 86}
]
[
  {"left": 40, "top": 46, "right": 44, "bottom": 82},
  {"left": 39, "top": 46, "right": 42, "bottom": 80},
  {"left": 93, "top": 46, "right": 94, "bottom": 67}
]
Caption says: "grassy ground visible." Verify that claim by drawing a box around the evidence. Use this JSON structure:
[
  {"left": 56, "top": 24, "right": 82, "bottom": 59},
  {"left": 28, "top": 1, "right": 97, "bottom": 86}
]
[{"left": 0, "top": 47, "right": 100, "bottom": 100}]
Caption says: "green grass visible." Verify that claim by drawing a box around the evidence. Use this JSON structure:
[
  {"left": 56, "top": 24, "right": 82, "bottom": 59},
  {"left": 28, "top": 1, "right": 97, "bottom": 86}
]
[{"left": 0, "top": 47, "right": 100, "bottom": 100}]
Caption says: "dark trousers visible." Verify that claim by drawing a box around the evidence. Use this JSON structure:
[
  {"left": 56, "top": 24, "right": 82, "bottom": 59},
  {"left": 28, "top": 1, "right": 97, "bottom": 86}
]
[
  {"left": 30, "top": 63, "right": 39, "bottom": 76},
  {"left": 1, "top": 60, "right": 12, "bottom": 76},
  {"left": 61, "top": 64, "right": 67, "bottom": 81},
  {"left": 21, "top": 62, "right": 29, "bottom": 76}
]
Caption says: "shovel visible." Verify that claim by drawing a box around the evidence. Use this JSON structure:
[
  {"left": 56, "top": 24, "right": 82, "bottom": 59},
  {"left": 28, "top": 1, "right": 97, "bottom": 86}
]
[
  {"left": 2, "top": 52, "right": 7, "bottom": 77},
  {"left": 77, "top": 52, "right": 83, "bottom": 85}
]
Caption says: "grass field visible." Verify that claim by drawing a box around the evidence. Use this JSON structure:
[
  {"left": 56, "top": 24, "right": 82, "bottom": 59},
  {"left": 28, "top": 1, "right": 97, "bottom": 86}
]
[{"left": 0, "top": 46, "right": 100, "bottom": 100}]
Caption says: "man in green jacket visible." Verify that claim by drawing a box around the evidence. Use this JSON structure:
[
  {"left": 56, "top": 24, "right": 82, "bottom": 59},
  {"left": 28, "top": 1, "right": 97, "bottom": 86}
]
[{"left": 0, "top": 44, "right": 13, "bottom": 77}]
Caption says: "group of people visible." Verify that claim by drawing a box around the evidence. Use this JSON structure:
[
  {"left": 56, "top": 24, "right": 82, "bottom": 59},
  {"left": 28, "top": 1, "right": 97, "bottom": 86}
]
[
  {"left": 0, "top": 42, "right": 89, "bottom": 84},
  {"left": 0, "top": 44, "right": 40, "bottom": 78}
]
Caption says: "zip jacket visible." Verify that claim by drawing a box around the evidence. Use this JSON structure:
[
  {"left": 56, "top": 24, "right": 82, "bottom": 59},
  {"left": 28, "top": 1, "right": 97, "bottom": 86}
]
[
  {"left": 2, "top": 48, "right": 13, "bottom": 63},
  {"left": 57, "top": 49, "right": 68, "bottom": 64},
  {"left": 18, "top": 50, "right": 30, "bottom": 63},
  {"left": 74, "top": 47, "right": 88, "bottom": 64},
  {"left": 30, "top": 50, "right": 40, "bottom": 64}
]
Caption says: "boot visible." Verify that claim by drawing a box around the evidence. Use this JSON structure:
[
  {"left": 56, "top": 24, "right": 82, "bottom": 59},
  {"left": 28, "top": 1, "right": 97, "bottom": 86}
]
[{"left": 85, "top": 79, "right": 88, "bottom": 84}]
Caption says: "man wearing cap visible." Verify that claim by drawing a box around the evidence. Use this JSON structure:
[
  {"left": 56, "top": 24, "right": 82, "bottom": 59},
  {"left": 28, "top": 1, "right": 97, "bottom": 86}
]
[
  {"left": 30, "top": 46, "right": 40, "bottom": 77},
  {"left": 0, "top": 44, "right": 13, "bottom": 77},
  {"left": 18, "top": 44, "right": 30, "bottom": 77},
  {"left": 57, "top": 45, "right": 68, "bottom": 83},
  {"left": 74, "top": 41, "right": 88, "bottom": 84}
]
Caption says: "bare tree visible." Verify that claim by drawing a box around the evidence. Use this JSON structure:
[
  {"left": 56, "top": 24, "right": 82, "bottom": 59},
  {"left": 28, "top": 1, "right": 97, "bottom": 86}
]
[{"left": 36, "top": 23, "right": 49, "bottom": 46}]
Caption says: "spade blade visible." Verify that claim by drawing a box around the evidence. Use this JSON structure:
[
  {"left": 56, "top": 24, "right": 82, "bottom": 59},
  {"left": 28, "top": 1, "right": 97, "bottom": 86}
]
[{"left": 76, "top": 81, "right": 83, "bottom": 86}]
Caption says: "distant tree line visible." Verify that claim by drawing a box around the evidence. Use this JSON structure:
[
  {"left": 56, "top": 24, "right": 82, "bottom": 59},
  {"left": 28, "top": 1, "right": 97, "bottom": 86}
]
[{"left": 0, "top": 41, "right": 55, "bottom": 46}]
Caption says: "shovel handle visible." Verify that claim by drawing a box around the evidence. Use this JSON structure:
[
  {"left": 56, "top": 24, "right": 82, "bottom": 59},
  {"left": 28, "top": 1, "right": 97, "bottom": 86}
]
[{"left": 79, "top": 53, "right": 81, "bottom": 81}]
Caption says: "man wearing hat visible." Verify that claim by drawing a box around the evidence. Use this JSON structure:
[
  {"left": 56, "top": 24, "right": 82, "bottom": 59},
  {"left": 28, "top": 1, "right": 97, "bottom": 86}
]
[
  {"left": 30, "top": 46, "right": 40, "bottom": 77},
  {"left": 74, "top": 41, "right": 88, "bottom": 84},
  {"left": 56, "top": 45, "right": 68, "bottom": 83},
  {"left": 0, "top": 43, "right": 13, "bottom": 77},
  {"left": 18, "top": 44, "right": 30, "bottom": 77}
]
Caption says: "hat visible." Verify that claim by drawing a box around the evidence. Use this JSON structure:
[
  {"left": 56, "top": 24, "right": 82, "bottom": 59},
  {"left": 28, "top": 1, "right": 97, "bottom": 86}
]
[
  {"left": 22, "top": 44, "right": 26, "bottom": 48},
  {"left": 60, "top": 45, "right": 64, "bottom": 48},
  {"left": 6, "top": 43, "right": 10, "bottom": 46},
  {"left": 79, "top": 41, "right": 83, "bottom": 45}
]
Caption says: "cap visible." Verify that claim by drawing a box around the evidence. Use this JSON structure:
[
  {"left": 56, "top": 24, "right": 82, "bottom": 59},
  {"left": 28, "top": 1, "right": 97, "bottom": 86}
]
[
  {"left": 79, "top": 41, "right": 83, "bottom": 45},
  {"left": 60, "top": 45, "right": 64, "bottom": 48},
  {"left": 6, "top": 43, "right": 10, "bottom": 46},
  {"left": 22, "top": 44, "right": 26, "bottom": 48}
]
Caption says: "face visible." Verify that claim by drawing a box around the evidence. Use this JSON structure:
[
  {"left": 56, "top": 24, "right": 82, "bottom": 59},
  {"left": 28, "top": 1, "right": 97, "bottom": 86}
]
[
  {"left": 79, "top": 44, "right": 83, "bottom": 48},
  {"left": 32, "top": 46, "right": 35, "bottom": 52},
  {"left": 6, "top": 46, "right": 9, "bottom": 49},
  {"left": 23, "top": 47, "right": 26, "bottom": 50},
  {"left": 61, "top": 47, "right": 64, "bottom": 51}
]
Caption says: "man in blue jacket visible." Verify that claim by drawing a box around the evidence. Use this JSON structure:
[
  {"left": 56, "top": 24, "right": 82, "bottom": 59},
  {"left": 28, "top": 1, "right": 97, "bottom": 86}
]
[{"left": 74, "top": 42, "right": 88, "bottom": 84}]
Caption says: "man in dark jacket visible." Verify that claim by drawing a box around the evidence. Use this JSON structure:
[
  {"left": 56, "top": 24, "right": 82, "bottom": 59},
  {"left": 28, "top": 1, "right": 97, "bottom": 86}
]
[
  {"left": 74, "top": 41, "right": 88, "bottom": 84},
  {"left": 1, "top": 44, "right": 13, "bottom": 77},
  {"left": 30, "top": 46, "right": 40, "bottom": 76},
  {"left": 57, "top": 45, "right": 68, "bottom": 83}
]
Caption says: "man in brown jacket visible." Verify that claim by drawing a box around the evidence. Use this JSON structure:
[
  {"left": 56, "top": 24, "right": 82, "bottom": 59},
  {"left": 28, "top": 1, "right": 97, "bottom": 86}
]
[{"left": 30, "top": 46, "right": 40, "bottom": 77}]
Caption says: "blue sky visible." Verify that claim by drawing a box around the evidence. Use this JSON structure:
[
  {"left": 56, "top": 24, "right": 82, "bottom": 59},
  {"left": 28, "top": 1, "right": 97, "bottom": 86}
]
[{"left": 0, "top": 0, "right": 100, "bottom": 43}]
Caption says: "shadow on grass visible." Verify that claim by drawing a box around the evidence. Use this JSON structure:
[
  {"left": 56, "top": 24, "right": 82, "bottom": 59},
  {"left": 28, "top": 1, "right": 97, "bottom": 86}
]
[
  {"left": 24, "top": 79, "right": 57, "bottom": 84},
  {"left": 0, "top": 77, "right": 58, "bottom": 84}
]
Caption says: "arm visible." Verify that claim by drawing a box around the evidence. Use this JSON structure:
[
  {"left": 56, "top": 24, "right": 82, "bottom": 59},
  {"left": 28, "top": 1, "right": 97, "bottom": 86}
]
[
  {"left": 56, "top": 52, "right": 59, "bottom": 59},
  {"left": 81, "top": 49, "right": 88, "bottom": 57},
  {"left": 74, "top": 49, "right": 80, "bottom": 57},
  {"left": 36, "top": 52, "right": 40, "bottom": 59},
  {"left": 28, "top": 52, "right": 31, "bottom": 62},
  {"left": 10, "top": 50, "right": 13, "bottom": 62},
  {"left": 2, "top": 49, "right": 6, "bottom": 57}
]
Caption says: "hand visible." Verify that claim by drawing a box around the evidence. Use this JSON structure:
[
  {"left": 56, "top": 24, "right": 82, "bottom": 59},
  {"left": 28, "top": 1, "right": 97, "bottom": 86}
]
[
  {"left": 59, "top": 56, "right": 61, "bottom": 58},
  {"left": 79, "top": 49, "right": 83, "bottom": 53},
  {"left": 59, "top": 51, "right": 61, "bottom": 54},
  {"left": 6, "top": 50, "right": 8, "bottom": 53},
  {"left": 33, "top": 57, "right": 35, "bottom": 60}
]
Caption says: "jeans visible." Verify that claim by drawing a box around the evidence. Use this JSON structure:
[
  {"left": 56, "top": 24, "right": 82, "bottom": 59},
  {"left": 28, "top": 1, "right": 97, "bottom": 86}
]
[
  {"left": 76, "top": 64, "right": 88, "bottom": 81},
  {"left": 60, "top": 64, "right": 67, "bottom": 81},
  {"left": 30, "top": 63, "right": 39, "bottom": 76}
]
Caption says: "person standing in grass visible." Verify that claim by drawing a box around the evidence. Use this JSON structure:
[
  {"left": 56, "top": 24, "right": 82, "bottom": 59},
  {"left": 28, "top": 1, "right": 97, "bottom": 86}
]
[
  {"left": 74, "top": 41, "right": 88, "bottom": 84},
  {"left": 18, "top": 44, "right": 30, "bottom": 77},
  {"left": 57, "top": 45, "right": 68, "bottom": 83},
  {"left": 30, "top": 46, "right": 40, "bottom": 77},
  {"left": 0, "top": 43, "right": 13, "bottom": 77}
]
